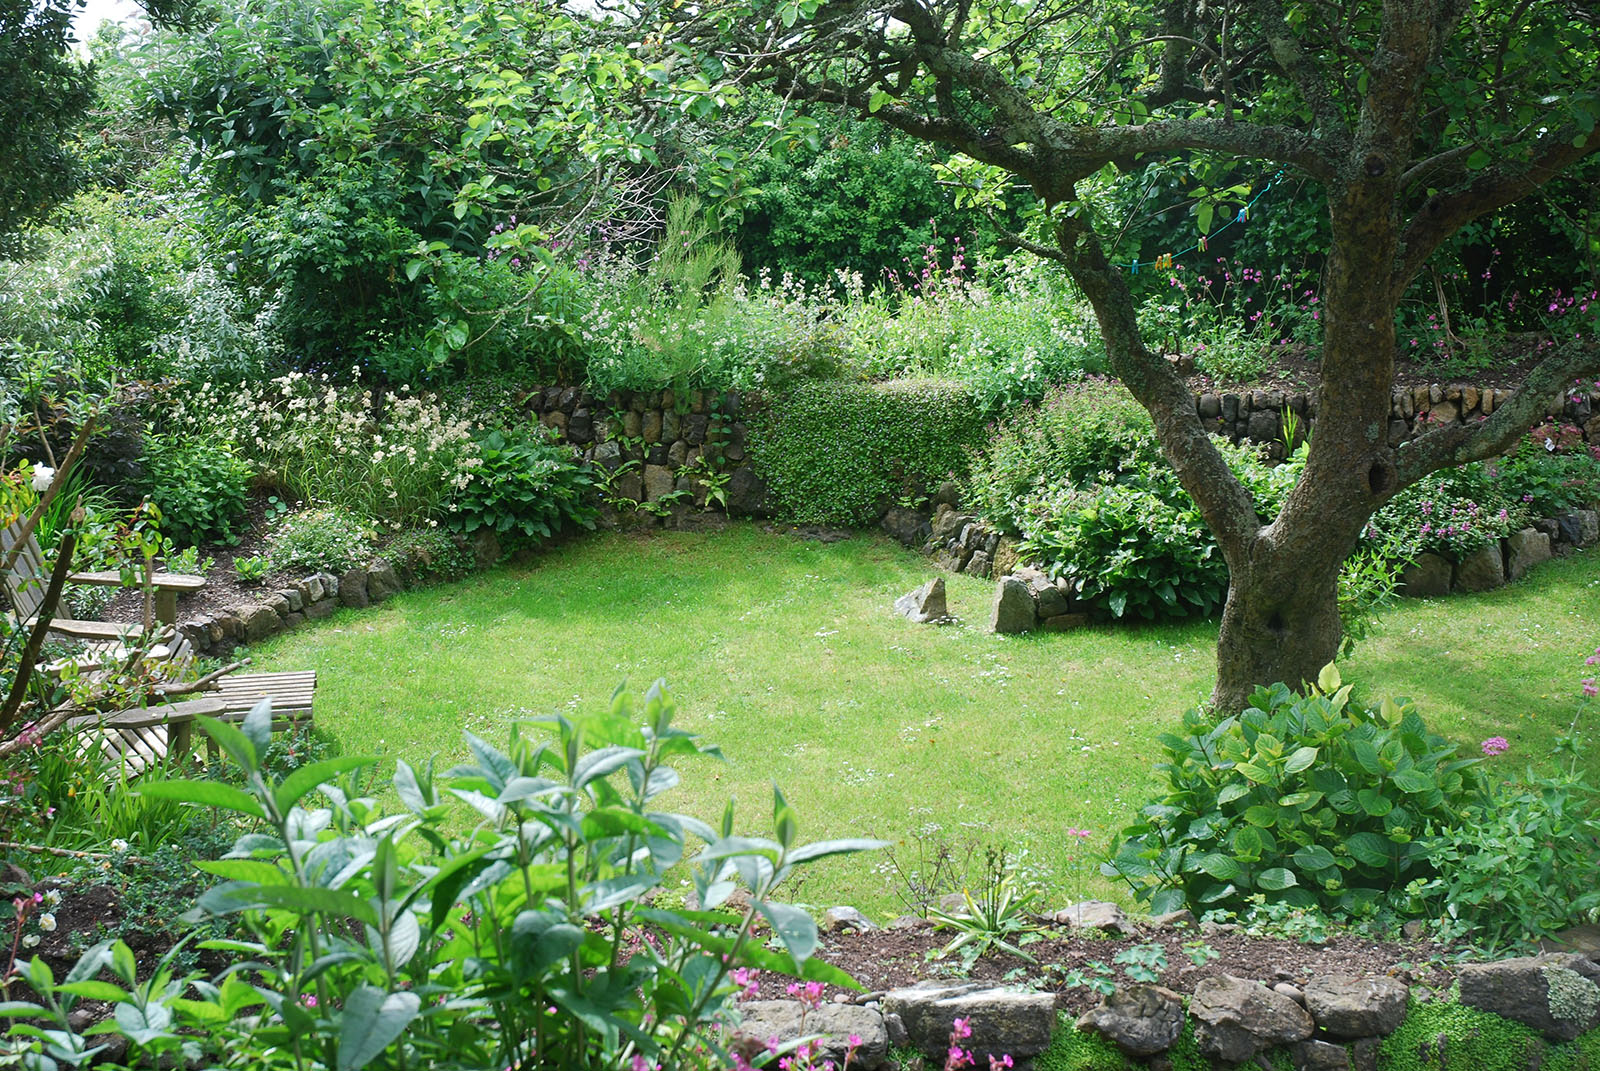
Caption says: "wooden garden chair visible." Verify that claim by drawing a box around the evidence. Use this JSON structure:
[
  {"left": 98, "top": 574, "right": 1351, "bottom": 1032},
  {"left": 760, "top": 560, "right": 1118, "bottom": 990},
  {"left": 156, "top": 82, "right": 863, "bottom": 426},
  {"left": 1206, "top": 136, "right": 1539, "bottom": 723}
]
[
  {"left": 4, "top": 519, "right": 315, "bottom": 779},
  {"left": 2, "top": 518, "right": 205, "bottom": 638}
]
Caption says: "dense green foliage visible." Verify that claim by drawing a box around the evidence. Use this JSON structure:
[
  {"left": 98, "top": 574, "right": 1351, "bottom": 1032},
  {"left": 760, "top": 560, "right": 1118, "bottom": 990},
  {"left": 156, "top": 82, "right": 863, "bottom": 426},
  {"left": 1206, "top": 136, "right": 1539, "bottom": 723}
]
[
  {"left": 0, "top": 0, "right": 93, "bottom": 245},
  {"left": 447, "top": 426, "right": 598, "bottom": 546},
  {"left": 5, "top": 687, "right": 877, "bottom": 1070},
  {"left": 749, "top": 379, "right": 986, "bottom": 526},
  {"left": 134, "top": 434, "right": 253, "bottom": 546},
  {"left": 266, "top": 507, "right": 377, "bottom": 575},
  {"left": 1105, "top": 666, "right": 1487, "bottom": 918}
]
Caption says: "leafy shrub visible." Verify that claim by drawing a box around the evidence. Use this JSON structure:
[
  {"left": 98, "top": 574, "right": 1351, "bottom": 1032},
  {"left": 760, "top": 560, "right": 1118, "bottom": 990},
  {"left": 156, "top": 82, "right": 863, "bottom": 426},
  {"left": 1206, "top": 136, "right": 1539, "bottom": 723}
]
[
  {"left": 1014, "top": 437, "right": 1299, "bottom": 622},
  {"left": 267, "top": 507, "right": 376, "bottom": 574},
  {"left": 1104, "top": 665, "right": 1486, "bottom": 919},
  {"left": 749, "top": 379, "right": 986, "bottom": 526},
  {"left": 384, "top": 527, "right": 475, "bottom": 582},
  {"left": 7, "top": 685, "right": 880, "bottom": 1070},
  {"left": 1370, "top": 461, "right": 1523, "bottom": 560},
  {"left": 963, "top": 380, "right": 1161, "bottom": 536},
  {"left": 1018, "top": 482, "right": 1229, "bottom": 620},
  {"left": 447, "top": 426, "right": 597, "bottom": 545},
  {"left": 135, "top": 434, "right": 253, "bottom": 546},
  {"left": 1419, "top": 771, "right": 1600, "bottom": 949},
  {"left": 1498, "top": 425, "right": 1600, "bottom": 517}
]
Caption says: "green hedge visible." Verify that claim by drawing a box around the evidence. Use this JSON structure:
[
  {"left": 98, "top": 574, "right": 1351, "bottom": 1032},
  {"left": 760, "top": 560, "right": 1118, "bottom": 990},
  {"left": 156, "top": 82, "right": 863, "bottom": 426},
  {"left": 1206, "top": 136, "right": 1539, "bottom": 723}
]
[{"left": 748, "top": 379, "right": 986, "bottom": 526}]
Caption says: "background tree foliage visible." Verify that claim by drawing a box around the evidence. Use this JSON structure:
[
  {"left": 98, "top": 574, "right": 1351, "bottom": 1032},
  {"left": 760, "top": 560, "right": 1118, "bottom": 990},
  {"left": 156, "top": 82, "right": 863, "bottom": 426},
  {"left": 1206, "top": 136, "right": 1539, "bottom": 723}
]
[{"left": 0, "top": 0, "right": 94, "bottom": 247}]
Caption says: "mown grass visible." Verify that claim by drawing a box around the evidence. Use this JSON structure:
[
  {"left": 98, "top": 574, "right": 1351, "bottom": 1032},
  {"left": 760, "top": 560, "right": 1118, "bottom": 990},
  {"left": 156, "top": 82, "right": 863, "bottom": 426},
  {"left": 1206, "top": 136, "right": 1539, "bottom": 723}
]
[{"left": 250, "top": 525, "right": 1600, "bottom": 918}]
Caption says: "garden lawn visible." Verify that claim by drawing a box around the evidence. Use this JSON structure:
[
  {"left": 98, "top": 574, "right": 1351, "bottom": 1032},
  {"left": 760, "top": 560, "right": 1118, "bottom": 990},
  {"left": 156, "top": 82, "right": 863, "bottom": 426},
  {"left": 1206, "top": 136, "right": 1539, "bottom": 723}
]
[{"left": 249, "top": 525, "right": 1600, "bottom": 919}]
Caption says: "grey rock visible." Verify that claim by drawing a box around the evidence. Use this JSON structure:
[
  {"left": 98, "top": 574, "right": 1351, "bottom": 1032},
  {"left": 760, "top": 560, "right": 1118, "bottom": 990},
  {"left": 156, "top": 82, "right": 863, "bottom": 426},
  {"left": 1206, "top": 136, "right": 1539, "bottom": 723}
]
[
  {"left": 1293, "top": 1039, "right": 1351, "bottom": 1071},
  {"left": 662, "top": 409, "right": 682, "bottom": 442},
  {"left": 931, "top": 507, "right": 973, "bottom": 544},
  {"left": 1151, "top": 909, "right": 1197, "bottom": 930},
  {"left": 1454, "top": 541, "right": 1505, "bottom": 593},
  {"left": 1540, "top": 923, "right": 1600, "bottom": 957},
  {"left": 1221, "top": 394, "right": 1241, "bottom": 423},
  {"left": 1039, "top": 613, "right": 1091, "bottom": 631},
  {"left": 614, "top": 471, "right": 643, "bottom": 502},
  {"left": 1076, "top": 985, "right": 1185, "bottom": 1057},
  {"left": 725, "top": 465, "right": 768, "bottom": 516},
  {"left": 821, "top": 906, "right": 880, "bottom": 933},
  {"left": 1274, "top": 983, "right": 1305, "bottom": 1005},
  {"left": 622, "top": 410, "right": 642, "bottom": 439},
  {"left": 667, "top": 440, "right": 689, "bottom": 467},
  {"left": 932, "top": 548, "right": 965, "bottom": 573},
  {"left": 304, "top": 598, "right": 336, "bottom": 621},
  {"left": 217, "top": 611, "right": 243, "bottom": 639},
  {"left": 204, "top": 615, "right": 226, "bottom": 644},
  {"left": 240, "top": 603, "right": 282, "bottom": 643},
  {"left": 934, "top": 480, "right": 961, "bottom": 508},
  {"left": 268, "top": 593, "right": 292, "bottom": 618},
  {"left": 303, "top": 575, "right": 325, "bottom": 603},
  {"left": 338, "top": 567, "right": 370, "bottom": 608},
  {"left": 367, "top": 560, "right": 401, "bottom": 602},
  {"left": 316, "top": 571, "right": 339, "bottom": 598},
  {"left": 1351, "top": 1036, "right": 1383, "bottom": 1071},
  {"left": 733, "top": 1001, "right": 888, "bottom": 1071},
  {"left": 1198, "top": 393, "right": 1220, "bottom": 419},
  {"left": 1458, "top": 954, "right": 1600, "bottom": 1041},
  {"left": 642, "top": 464, "right": 675, "bottom": 502},
  {"left": 1576, "top": 509, "right": 1600, "bottom": 545},
  {"left": 1303, "top": 975, "right": 1408, "bottom": 1039},
  {"left": 886, "top": 915, "right": 933, "bottom": 932},
  {"left": 1053, "top": 900, "right": 1136, "bottom": 936},
  {"left": 1189, "top": 975, "right": 1314, "bottom": 1064},
  {"left": 642, "top": 409, "right": 662, "bottom": 443},
  {"left": 883, "top": 1012, "right": 908, "bottom": 1049},
  {"left": 895, "top": 578, "right": 950, "bottom": 625},
  {"left": 964, "top": 550, "right": 992, "bottom": 578},
  {"left": 1505, "top": 528, "right": 1552, "bottom": 581},
  {"left": 881, "top": 507, "right": 931, "bottom": 547},
  {"left": 1035, "top": 584, "right": 1070, "bottom": 619},
  {"left": 567, "top": 409, "right": 592, "bottom": 444},
  {"left": 989, "top": 577, "right": 1035, "bottom": 634},
  {"left": 468, "top": 530, "right": 501, "bottom": 568},
  {"left": 1247, "top": 407, "right": 1281, "bottom": 443},
  {"left": 684, "top": 413, "right": 709, "bottom": 445},
  {"left": 883, "top": 983, "right": 1056, "bottom": 1062},
  {"left": 1398, "top": 552, "right": 1453, "bottom": 597},
  {"left": 282, "top": 611, "right": 306, "bottom": 631},
  {"left": 591, "top": 439, "right": 623, "bottom": 471}
]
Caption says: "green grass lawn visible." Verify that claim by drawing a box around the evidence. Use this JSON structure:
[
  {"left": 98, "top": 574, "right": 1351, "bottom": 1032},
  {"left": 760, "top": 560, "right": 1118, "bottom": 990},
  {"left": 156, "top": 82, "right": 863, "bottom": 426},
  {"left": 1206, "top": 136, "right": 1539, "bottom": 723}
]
[{"left": 250, "top": 525, "right": 1600, "bottom": 917}]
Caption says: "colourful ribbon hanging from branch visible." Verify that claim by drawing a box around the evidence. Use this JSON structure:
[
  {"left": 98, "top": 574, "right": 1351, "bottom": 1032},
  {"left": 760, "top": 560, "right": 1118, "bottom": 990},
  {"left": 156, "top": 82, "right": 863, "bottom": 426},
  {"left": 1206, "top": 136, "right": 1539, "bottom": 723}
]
[{"left": 1109, "top": 168, "right": 1285, "bottom": 272}]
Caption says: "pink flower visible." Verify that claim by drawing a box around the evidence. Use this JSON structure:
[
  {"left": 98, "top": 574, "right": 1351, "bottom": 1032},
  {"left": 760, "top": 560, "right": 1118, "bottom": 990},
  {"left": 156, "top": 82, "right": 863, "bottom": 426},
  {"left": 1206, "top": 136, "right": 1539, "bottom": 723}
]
[
  {"left": 1481, "top": 736, "right": 1509, "bottom": 757},
  {"left": 1584, "top": 679, "right": 1598, "bottom": 699},
  {"left": 1065, "top": 828, "right": 1092, "bottom": 840},
  {"left": 848, "top": 1035, "right": 863, "bottom": 1049},
  {"left": 952, "top": 1018, "right": 972, "bottom": 1040}
]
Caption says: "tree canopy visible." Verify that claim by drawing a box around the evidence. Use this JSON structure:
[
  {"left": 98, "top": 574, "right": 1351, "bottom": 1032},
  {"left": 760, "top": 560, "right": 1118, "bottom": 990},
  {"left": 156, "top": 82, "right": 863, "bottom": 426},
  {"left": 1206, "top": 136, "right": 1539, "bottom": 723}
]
[{"left": 697, "top": 0, "right": 1600, "bottom": 705}]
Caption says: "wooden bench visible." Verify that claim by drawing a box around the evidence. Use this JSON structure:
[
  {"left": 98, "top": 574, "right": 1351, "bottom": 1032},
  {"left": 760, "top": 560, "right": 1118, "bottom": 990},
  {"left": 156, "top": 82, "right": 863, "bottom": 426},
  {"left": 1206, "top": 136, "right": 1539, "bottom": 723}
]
[
  {"left": 55, "top": 633, "right": 317, "bottom": 779},
  {"left": 3, "top": 519, "right": 205, "bottom": 636}
]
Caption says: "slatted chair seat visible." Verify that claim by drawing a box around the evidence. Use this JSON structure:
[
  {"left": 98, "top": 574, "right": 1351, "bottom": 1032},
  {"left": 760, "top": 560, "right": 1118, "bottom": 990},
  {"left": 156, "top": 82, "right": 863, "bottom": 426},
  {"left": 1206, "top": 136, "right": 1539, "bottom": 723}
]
[{"left": 55, "top": 631, "right": 318, "bottom": 780}]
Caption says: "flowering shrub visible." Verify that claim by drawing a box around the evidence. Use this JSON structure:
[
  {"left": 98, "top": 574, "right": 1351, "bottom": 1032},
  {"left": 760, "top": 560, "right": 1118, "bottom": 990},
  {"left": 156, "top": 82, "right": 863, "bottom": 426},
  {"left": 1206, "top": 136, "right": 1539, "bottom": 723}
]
[
  {"left": 162, "top": 372, "right": 479, "bottom": 526},
  {"left": 3, "top": 684, "right": 881, "bottom": 1070},
  {"left": 266, "top": 506, "right": 377, "bottom": 575},
  {"left": 134, "top": 433, "right": 253, "bottom": 546},
  {"left": 1368, "top": 462, "right": 1524, "bottom": 560}
]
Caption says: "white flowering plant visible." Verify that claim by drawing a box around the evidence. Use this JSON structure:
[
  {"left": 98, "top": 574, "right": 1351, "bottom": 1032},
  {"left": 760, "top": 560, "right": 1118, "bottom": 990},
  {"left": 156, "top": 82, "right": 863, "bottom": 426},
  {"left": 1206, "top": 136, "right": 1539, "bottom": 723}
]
[{"left": 162, "top": 371, "right": 480, "bottom": 527}]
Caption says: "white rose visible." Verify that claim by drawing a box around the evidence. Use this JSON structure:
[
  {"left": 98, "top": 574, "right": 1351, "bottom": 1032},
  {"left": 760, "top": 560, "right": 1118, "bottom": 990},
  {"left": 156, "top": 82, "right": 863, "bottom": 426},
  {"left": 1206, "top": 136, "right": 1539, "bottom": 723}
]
[
  {"left": 110, "top": 838, "right": 130, "bottom": 853},
  {"left": 21, "top": 934, "right": 39, "bottom": 948},
  {"left": 31, "top": 465, "right": 55, "bottom": 492},
  {"left": 38, "top": 913, "right": 55, "bottom": 932}
]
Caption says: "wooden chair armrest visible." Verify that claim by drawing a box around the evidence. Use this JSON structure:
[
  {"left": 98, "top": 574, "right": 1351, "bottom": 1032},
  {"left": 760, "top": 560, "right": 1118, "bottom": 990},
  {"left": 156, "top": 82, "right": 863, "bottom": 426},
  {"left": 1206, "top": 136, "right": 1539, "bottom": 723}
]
[
  {"left": 60, "top": 696, "right": 226, "bottom": 733},
  {"left": 68, "top": 570, "right": 207, "bottom": 593},
  {"left": 23, "top": 616, "right": 147, "bottom": 641}
]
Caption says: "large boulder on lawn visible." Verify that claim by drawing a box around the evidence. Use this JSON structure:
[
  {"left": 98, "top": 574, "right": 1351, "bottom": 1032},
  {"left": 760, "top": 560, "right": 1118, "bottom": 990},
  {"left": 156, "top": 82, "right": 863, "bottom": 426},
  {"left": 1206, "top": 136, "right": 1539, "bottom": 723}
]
[
  {"left": 1076, "top": 985, "right": 1186, "bottom": 1057},
  {"left": 1303, "top": 974, "right": 1409, "bottom": 1039},
  {"left": 1458, "top": 954, "right": 1600, "bottom": 1042},
  {"left": 883, "top": 983, "right": 1056, "bottom": 1063},
  {"left": 895, "top": 578, "right": 950, "bottom": 624},
  {"left": 732, "top": 1001, "right": 889, "bottom": 1070},
  {"left": 1189, "top": 975, "right": 1314, "bottom": 1064},
  {"left": 989, "top": 577, "right": 1035, "bottom": 634},
  {"left": 1504, "top": 528, "right": 1552, "bottom": 581}
]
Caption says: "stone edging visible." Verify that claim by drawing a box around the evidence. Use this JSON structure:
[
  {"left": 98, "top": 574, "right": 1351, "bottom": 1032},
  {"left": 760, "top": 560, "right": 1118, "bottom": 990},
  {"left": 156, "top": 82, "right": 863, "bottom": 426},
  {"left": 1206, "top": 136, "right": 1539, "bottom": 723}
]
[{"left": 742, "top": 901, "right": 1600, "bottom": 1070}]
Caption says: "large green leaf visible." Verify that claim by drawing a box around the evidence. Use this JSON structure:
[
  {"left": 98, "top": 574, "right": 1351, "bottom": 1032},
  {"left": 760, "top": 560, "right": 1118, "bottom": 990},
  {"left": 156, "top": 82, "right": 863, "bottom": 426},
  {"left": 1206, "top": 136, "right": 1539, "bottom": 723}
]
[
  {"left": 1193, "top": 853, "right": 1242, "bottom": 881},
  {"left": 137, "top": 780, "right": 264, "bottom": 819},
  {"left": 274, "top": 756, "right": 377, "bottom": 814},
  {"left": 1345, "top": 831, "right": 1392, "bottom": 868},
  {"left": 1356, "top": 788, "right": 1394, "bottom": 816},
  {"left": 757, "top": 901, "right": 818, "bottom": 963},
  {"left": 1256, "top": 867, "right": 1298, "bottom": 891},
  {"left": 1390, "top": 769, "right": 1435, "bottom": 794},
  {"left": 337, "top": 987, "right": 420, "bottom": 1071},
  {"left": 1283, "top": 746, "right": 1319, "bottom": 775}
]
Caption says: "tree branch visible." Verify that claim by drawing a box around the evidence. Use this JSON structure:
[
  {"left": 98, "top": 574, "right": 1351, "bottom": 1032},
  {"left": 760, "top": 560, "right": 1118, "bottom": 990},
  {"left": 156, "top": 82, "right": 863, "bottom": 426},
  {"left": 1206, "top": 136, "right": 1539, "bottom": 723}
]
[
  {"left": 1395, "top": 124, "right": 1600, "bottom": 291},
  {"left": 1394, "top": 337, "right": 1600, "bottom": 487}
]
